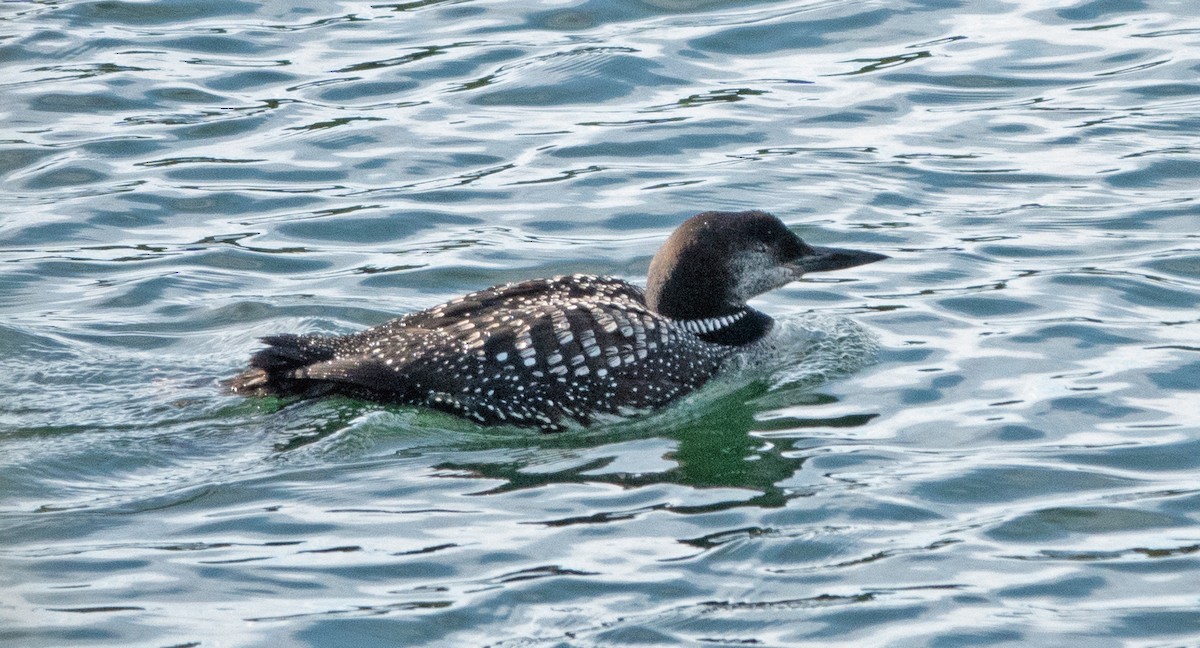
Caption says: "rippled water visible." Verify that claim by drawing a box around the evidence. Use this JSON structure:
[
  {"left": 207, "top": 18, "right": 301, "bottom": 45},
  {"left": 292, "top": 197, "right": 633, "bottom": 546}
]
[{"left": 4, "top": 0, "right": 1200, "bottom": 645}]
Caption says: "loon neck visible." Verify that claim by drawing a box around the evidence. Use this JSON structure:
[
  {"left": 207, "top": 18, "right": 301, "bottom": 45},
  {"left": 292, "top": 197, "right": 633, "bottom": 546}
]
[{"left": 675, "top": 307, "right": 773, "bottom": 347}]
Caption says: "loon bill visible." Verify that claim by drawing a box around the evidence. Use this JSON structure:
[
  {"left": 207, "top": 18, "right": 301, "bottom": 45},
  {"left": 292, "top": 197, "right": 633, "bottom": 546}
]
[{"left": 226, "top": 210, "right": 887, "bottom": 430}]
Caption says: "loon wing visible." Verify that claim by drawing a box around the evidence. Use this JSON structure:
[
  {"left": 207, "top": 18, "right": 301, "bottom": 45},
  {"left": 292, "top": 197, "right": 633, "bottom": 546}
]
[
  {"left": 226, "top": 328, "right": 460, "bottom": 401},
  {"left": 291, "top": 328, "right": 577, "bottom": 427},
  {"left": 291, "top": 327, "right": 468, "bottom": 395}
]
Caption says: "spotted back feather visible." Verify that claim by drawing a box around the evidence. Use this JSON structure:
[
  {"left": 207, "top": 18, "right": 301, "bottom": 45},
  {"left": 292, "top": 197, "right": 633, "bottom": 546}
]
[{"left": 231, "top": 275, "right": 734, "bottom": 429}]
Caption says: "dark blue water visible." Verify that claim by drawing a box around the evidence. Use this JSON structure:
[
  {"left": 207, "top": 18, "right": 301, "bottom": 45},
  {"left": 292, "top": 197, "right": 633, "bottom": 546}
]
[{"left": 3, "top": 0, "right": 1200, "bottom": 645}]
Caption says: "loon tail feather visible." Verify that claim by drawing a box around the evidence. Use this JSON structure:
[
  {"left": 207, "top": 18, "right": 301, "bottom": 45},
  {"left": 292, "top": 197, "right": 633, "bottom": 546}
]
[{"left": 224, "top": 334, "right": 342, "bottom": 398}]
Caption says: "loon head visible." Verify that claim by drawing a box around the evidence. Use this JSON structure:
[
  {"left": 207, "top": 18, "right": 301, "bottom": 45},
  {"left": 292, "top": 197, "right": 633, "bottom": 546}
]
[{"left": 645, "top": 210, "right": 887, "bottom": 331}]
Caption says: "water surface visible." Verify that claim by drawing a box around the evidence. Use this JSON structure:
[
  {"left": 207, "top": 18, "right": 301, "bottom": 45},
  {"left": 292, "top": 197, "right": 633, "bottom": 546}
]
[{"left": 3, "top": 0, "right": 1200, "bottom": 645}]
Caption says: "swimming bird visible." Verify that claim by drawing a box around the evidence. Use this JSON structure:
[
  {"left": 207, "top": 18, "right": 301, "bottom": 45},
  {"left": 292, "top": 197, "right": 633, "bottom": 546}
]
[{"left": 227, "top": 210, "right": 886, "bottom": 430}]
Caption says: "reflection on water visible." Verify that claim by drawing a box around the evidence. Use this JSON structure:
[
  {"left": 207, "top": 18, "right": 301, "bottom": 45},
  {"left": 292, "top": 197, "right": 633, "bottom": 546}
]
[
  {"left": 3, "top": 0, "right": 1200, "bottom": 645},
  {"left": 442, "top": 387, "right": 808, "bottom": 512}
]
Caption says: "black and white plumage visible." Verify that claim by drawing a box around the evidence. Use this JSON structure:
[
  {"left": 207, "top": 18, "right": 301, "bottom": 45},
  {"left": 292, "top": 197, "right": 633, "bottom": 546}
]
[{"left": 227, "top": 210, "right": 887, "bottom": 430}]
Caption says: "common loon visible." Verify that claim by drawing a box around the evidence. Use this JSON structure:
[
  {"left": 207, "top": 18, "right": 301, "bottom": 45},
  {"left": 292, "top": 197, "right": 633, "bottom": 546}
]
[{"left": 227, "top": 210, "right": 886, "bottom": 430}]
